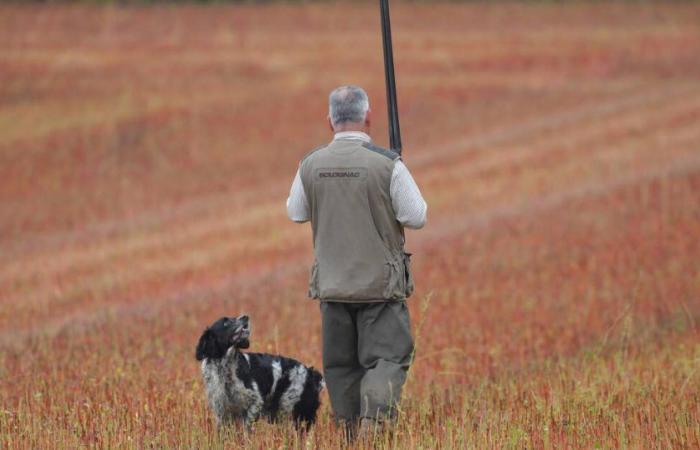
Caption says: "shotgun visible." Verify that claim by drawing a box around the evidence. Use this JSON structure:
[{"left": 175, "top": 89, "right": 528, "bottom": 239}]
[{"left": 379, "top": 0, "right": 402, "bottom": 155}]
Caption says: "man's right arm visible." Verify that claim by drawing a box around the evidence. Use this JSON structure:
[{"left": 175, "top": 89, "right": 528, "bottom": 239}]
[{"left": 286, "top": 168, "right": 310, "bottom": 223}]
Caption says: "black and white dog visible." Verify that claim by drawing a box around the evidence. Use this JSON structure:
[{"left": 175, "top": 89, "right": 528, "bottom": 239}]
[{"left": 195, "top": 315, "right": 324, "bottom": 429}]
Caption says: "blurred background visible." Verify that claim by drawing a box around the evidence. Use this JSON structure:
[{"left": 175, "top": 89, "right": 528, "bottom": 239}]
[{"left": 1, "top": 1, "right": 699, "bottom": 448}]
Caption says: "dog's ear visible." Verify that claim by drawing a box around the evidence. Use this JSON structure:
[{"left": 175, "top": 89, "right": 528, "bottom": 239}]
[{"left": 196, "top": 328, "right": 217, "bottom": 361}]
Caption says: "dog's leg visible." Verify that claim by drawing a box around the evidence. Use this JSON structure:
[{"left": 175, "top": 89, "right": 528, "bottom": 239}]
[
  {"left": 291, "top": 368, "right": 323, "bottom": 430},
  {"left": 243, "top": 385, "right": 264, "bottom": 428}
]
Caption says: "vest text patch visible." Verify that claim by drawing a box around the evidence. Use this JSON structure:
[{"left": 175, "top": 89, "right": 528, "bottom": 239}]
[{"left": 315, "top": 167, "right": 367, "bottom": 181}]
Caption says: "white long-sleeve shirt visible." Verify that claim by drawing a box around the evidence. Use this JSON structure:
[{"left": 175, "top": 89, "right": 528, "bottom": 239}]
[{"left": 286, "top": 131, "right": 427, "bottom": 229}]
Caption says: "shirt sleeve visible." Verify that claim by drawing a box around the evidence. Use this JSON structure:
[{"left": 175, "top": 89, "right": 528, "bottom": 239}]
[
  {"left": 286, "top": 168, "right": 310, "bottom": 223},
  {"left": 391, "top": 160, "right": 427, "bottom": 229}
]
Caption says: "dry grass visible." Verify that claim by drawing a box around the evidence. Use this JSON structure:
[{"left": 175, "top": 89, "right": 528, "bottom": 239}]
[{"left": 1, "top": 2, "right": 699, "bottom": 448}]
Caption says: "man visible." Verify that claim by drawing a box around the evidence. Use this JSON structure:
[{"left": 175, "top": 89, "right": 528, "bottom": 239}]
[{"left": 286, "top": 85, "right": 427, "bottom": 438}]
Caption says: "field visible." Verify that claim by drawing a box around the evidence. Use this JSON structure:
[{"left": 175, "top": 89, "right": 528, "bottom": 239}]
[{"left": 1, "top": 1, "right": 700, "bottom": 448}]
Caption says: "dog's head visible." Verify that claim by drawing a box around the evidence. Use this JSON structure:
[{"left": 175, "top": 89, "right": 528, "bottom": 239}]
[{"left": 195, "top": 315, "right": 251, "bottom": 361}]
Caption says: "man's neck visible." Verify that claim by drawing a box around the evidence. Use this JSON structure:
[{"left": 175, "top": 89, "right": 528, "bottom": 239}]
[{"left": 333, "top": 130, "right": 371, "bottom": 142}]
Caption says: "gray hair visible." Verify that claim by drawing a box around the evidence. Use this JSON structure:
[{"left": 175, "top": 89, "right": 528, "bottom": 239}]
[{"left": 328, "top": 85, "right": 370, "bottom": 128}]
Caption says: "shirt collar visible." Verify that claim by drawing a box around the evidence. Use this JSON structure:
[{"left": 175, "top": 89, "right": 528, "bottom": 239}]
[{"left": 333, "top": 131, "right": 371, "bottom": 143}]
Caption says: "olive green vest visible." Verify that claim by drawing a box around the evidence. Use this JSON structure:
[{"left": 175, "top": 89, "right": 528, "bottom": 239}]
[{"left": 299, "top": 138, "right": 414, "bottom": 302}]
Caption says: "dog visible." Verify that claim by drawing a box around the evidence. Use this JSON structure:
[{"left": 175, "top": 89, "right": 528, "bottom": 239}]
[{"left": 195, "top": 315, "right": 324, "bottom": 429}]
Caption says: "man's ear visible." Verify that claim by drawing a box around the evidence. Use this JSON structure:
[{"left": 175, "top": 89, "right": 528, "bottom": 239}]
[
  {"left": 196, "top": 329, "right": 215, "bottom": 361},
  {"left": 364, "top": 108, "right": 372, "bottom": 128},
  {"left": 328, "top": 116, "right": 335, "bottom": 132}
]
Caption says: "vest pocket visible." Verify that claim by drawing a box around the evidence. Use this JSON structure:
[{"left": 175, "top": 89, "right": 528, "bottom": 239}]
[
  {"left": 383, "top": 252, "right": 410, "bottom": 300},
  {"left": 308, "top": 260, "right": 320, "bottom": 299},
  {"left": 383, "top": 260, "right": 401, "bottom": 300}
]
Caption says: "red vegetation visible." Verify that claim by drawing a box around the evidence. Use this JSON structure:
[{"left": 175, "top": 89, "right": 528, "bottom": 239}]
[{"left": 0, "top": 2, "right": 699, "bottom": 448}]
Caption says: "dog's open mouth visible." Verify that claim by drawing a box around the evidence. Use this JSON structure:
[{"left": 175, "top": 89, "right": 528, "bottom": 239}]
[{"left": 233, "top": 325, "right": 250, "bottom": 349}]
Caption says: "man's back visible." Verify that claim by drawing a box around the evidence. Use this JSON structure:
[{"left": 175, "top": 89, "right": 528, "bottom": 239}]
[{"left": 299, "top": 138, "right": 406, "bottom": 302}]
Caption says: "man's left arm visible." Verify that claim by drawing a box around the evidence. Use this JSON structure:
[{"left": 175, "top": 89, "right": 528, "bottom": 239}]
[{"left": 391, "top": 160, "right": 427, "bottom": 229}]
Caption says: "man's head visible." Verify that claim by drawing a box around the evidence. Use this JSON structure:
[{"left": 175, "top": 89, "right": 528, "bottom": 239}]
[{"left": 328, "top": 85, "right": 371, "bottom": 133}]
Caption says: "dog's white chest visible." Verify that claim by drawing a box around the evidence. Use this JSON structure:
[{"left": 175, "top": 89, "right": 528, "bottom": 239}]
[{"left": 202, "top": 359, "right": 261, "bottom": 423}]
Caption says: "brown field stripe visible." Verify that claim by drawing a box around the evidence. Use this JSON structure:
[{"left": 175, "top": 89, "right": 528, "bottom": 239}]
[
  {"left": 0, "top": 97, "right": 694, "bottom": 306},
  {"left": 0, "top": 80, "right": 693, "bottom": 277},
  {"left": 2, "top": 151, "right": 700, "bottom": 347},
  {"left": 3, "top": 119, "right": 696, "bottom": 317},
  {"left": 1, "top": 85, "right": 699, "bottom": 310},
  {"left": 425, "top": 119, "right": 700, "bottom": 215},
  {"left": 410, "top": 82, "right": 698, "bottom": 168},
  {"left": 419, "top": 90, "right": 700, "bottom": 184},
  {"left": 0, "top": 80, "right": 682, "bottom": 260},
  {"left": 419, "top": 149, "right": 700, "bottom": 246},
  {"left": 0, "top": 257, "right": 305, "bottom": 350},
  {"left": 0, "top": 60, "right": 312, "bottom": 149},
  {"left": 1, "top": 106, "right": 697, "bottom": 312}
]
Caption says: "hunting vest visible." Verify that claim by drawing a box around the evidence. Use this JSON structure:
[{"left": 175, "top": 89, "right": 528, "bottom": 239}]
[{"left": 299, "top": 138, "right": 414, "bottom": 303}]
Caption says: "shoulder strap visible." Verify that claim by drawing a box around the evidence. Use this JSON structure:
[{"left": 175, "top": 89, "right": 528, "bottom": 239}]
[{"left": 361, "top": 141, "right": 400, "bottom": 161}]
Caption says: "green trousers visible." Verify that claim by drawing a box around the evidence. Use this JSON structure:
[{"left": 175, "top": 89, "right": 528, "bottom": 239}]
[{"left": 320, "top": 301, "right": 414, "bottom": 421}]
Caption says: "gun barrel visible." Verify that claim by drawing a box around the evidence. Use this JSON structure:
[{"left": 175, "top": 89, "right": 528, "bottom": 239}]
[{"left": 379, "top": 0, "right": 402, "bottom": 155}]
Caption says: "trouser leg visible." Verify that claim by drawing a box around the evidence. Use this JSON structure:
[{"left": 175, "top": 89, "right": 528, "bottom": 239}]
[
  {"left": 357, "top": 301, "right": 414, "bottom": 421},
  {"left": 320, "top": 301, "right": 364, "bottom": 422}
]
